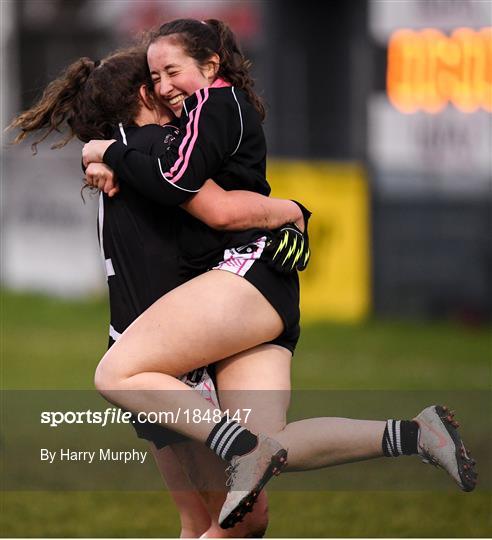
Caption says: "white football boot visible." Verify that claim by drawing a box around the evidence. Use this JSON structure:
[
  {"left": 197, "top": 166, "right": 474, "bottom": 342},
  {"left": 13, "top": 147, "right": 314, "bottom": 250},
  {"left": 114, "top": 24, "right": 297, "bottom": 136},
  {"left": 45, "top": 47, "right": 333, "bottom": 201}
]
[
  {"left": 219, "top": 434, "right": 287, "bottom": 529},
  {"left": 414, "top": 405, "right": 477, "bottom": 491}
]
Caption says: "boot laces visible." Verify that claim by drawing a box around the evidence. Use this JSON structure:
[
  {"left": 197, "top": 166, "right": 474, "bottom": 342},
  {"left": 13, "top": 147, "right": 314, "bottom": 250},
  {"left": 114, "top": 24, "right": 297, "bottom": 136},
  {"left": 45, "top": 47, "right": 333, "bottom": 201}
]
[
  {"left": 421, "top": 449, "right": 439, "bottom": 467},
  {"left": 225, "top": 461, "right": 239, "bottom": 488}
]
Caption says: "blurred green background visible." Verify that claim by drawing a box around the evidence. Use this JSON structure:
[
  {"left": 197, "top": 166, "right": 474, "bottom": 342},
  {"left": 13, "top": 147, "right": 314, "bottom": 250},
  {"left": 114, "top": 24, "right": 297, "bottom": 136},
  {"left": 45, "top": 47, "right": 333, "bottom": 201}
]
[{"left": 1, "top": 290, "right": 491, "bottom": 537}]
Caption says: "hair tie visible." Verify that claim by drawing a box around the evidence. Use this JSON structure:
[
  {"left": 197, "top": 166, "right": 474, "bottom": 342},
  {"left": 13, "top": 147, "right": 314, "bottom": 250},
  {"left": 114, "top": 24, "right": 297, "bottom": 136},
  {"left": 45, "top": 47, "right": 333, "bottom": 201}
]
[{"left": 94, "top": 59, "right": 101, "bottom": 68}]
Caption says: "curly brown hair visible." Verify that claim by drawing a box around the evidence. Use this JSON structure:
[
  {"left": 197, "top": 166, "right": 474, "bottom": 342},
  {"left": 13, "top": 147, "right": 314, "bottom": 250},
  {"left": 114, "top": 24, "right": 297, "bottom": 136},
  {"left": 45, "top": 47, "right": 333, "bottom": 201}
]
[
  {"left": 8, "top": 47, "right": 152, "bottom": 152},
  {"left": 149, "top": 18, "right": 266, "bottom": 121}
]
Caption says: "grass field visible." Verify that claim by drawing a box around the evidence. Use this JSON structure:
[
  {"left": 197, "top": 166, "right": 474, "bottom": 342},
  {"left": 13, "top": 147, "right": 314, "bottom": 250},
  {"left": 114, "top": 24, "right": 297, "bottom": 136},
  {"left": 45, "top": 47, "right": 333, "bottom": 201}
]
[{"left": 1, "top": 289, "right": 491, "bottom": 537}]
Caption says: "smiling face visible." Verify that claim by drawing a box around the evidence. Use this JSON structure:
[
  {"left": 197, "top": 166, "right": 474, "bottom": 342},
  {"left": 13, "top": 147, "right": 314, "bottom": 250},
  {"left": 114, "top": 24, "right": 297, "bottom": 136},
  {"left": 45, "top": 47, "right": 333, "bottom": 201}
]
[{"left": 148, "top": 35, "right": 217, "bottom": 117}]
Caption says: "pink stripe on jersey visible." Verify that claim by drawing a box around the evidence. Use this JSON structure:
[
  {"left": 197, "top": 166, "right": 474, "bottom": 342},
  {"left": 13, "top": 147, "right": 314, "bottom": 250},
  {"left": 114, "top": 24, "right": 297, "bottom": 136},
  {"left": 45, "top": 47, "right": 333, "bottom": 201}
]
[
  {"left": 166, "top": 93, "right": 201, "bottom": 178},
  {"left": 164, "top": 88, "right": 209, "bottom": 184}
]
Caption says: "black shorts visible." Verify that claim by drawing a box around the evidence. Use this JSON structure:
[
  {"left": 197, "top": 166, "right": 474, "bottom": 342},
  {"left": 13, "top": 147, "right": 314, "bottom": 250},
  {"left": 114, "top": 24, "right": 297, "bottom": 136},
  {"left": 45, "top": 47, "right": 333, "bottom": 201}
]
[
  {"left": 213, "top": 236, "right": 301, "bottom": 354},
  {"left": 133, "top": 417, "right": 187, "bottom": 449}
]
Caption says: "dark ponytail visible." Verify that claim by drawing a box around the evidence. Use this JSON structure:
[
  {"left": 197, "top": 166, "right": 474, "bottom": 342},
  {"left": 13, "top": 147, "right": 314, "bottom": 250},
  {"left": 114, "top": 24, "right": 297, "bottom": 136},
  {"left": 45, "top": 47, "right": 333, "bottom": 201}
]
[
  {"left": 150, "top": 18, "right": 266, "bottom": 121},
  {"left": 204, "top": 19, "right": 265, "bottom": 121},
  {"left": 8, "top": 58, "right": 96, "bottom": 152},
  {"left": 8, "top": 47, "right": 151, "bottom": 152}
]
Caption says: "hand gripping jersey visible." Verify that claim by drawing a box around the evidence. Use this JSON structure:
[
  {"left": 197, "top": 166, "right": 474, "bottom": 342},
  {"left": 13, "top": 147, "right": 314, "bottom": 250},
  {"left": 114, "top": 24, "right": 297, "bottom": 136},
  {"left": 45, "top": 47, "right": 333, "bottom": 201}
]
[{"left": 103, "top": 85, "right": 273, "bottom": 271}]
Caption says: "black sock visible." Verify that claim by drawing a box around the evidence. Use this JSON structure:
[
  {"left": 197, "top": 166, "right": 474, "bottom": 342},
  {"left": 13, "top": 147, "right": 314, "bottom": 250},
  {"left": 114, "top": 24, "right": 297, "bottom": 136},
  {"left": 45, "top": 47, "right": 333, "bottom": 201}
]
[
  {"left": 206, "top": 416, "right": 258, "bottom": 461},
  {"left": 382, "top": 419, "right": 419, "bottom": 457}
]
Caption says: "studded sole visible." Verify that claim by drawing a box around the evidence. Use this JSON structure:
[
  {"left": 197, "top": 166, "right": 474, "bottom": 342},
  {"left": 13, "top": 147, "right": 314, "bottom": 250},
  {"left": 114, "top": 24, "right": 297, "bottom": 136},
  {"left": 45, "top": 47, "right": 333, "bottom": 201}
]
[
  {"left": 220, "top": 449, "right": 288, "bottom": 529},
  {"left": 435, "top": 405, "right": 477, "bottom": 492}
]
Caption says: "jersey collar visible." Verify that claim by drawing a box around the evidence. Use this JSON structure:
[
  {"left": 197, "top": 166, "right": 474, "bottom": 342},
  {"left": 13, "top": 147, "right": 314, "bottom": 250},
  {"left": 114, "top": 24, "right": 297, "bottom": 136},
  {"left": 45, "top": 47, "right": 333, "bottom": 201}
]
[{"left": 210, "top": 77, "right": 232, "bottom": 88}]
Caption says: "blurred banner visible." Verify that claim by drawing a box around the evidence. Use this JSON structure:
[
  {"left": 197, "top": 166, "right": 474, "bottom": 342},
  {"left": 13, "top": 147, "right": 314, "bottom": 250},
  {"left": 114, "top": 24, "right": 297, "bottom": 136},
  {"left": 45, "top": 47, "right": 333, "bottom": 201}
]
[
  {"left": 369, "top": 1, "right": 491, "bottom": 197},
  {"left": 2, "top": 140, "right": 104, "bottom": 296},
  {"left": 370, "top": 0, "right": 491, "bottom": 40},
  {"left": 368, "top": 0, "right": 492, "bottom": 319},
  {"left": 268, "top": 161, "right": 370, "bottom": 322},
  {"left": 369, "top": 99, "right": 491, "bottom": 196}
]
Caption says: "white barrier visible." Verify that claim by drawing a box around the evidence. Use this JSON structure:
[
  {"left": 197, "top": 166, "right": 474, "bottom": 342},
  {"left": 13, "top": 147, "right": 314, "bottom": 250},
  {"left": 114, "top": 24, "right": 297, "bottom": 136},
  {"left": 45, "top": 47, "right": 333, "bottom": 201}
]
[{"left": 1, "top": 140, "right": 105, "bottom": 296}]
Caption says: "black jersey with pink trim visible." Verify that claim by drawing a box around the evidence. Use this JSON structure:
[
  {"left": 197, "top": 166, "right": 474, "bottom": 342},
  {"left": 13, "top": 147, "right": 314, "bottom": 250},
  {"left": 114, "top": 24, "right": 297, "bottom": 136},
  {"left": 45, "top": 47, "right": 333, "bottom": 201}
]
[
  {"left": 104, "top": 87, "right": 270, "bottom": 202},
  {"left": 103, "top": 86, "right": 272, "bottom": 269}
]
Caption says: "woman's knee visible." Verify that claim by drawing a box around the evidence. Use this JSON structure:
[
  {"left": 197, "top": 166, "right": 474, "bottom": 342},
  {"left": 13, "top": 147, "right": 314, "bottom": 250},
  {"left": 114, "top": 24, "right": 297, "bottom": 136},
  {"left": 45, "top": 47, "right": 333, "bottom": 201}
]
[{"left": 93, "top": 350, "right": 125, "bottom": 395}]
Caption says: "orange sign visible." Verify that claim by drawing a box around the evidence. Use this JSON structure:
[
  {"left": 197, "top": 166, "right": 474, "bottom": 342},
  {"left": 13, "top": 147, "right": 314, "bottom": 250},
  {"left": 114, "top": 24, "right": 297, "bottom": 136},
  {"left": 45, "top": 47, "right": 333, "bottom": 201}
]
[{"left": 387, "top": 27, "right": 492, "bottom": 113}]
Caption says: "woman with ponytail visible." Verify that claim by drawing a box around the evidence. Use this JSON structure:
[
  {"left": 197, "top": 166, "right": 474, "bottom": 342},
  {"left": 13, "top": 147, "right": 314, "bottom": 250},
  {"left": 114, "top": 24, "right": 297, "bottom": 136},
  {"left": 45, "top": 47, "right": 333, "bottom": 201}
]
[
  {"left": 8, "top": 45, "right": 308, "bottom": 537},
  {"left": 79, "top": 19, "right": 314, "bottom": 528}
]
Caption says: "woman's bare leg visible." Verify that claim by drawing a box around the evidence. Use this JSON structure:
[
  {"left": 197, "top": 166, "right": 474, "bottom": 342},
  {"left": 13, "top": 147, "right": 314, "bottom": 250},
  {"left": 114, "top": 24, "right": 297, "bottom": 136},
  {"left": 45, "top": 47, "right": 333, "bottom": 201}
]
[
  {"left": 94, "top": 270, "right": 284, "bottom": 441},
  {"left": 150, "top": 443, "right": 211, "bottom": 538},
  {"left": 216, "top": 344, "right": 292, "bottom": 435},
  {"left": 215, "top": 345, "right": 385, "bottom": 470},
  {"left": 94, "top": 267, "right": 384, "bottom": 523},
  {"left": 172, "top": 441, "right": 268, "bottom": 538},
  {"left": 195, "top": 344, "right": 291, "bottom": 536},
  {"left": 94, "top": 271, "right": 283, "bottom": 534},
  {"left": 165, "top": 347, "right": 286, "bottom": 538},
  {"left": 275, "top": 418, "right": 385, "bottom": 470},
  {"left": 151, "top": 440, "right": 268, "bottom": 538},
  {"left": 214, "top": 343, "right": 476, "bottom": 496}
]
